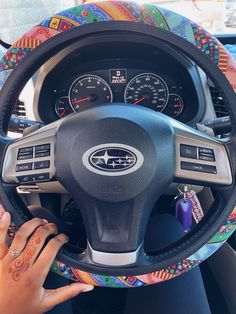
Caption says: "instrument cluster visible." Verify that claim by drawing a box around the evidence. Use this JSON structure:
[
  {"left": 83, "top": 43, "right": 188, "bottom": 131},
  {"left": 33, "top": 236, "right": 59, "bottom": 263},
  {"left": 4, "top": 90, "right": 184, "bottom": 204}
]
[
  {"left": 53, "top": 70, "right": 185, "bottom": 119},
  {"left": 36, "top": 53, "right": 202, "bottom": 125}
]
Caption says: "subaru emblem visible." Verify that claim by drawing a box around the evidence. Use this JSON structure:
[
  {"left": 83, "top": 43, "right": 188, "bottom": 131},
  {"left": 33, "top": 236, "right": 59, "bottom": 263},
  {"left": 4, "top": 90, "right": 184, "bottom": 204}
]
[{"left": 82, "top": 144, "right": 144, "bottom": 176}]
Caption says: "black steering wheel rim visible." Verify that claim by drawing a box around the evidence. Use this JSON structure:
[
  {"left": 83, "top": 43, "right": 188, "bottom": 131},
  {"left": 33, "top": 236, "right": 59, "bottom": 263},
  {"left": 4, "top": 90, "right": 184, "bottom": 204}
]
[{"left": 0, "top": 21, "right": 236, "bottom": 277}]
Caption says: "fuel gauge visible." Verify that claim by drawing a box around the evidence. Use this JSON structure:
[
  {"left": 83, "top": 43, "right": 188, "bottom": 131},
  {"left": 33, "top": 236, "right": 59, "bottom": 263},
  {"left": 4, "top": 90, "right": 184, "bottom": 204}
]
[
  {"left": 55, "top": 97, "right": 74, "bottom": 118},
  {"left": 163, "top": 94, "right": 184, "bottom": 118}
]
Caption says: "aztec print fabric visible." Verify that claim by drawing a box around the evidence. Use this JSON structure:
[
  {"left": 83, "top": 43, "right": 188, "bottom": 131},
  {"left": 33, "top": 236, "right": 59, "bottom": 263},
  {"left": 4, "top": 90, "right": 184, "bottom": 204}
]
[
  {"left": 0, "top": 45, "right": 7, "bottom": 62},
  {"left": 0, "top": 1, "right": 236, "bottom": 287},
  {"left": 0, "top": 0, "right": 77, "bottom": 43}
]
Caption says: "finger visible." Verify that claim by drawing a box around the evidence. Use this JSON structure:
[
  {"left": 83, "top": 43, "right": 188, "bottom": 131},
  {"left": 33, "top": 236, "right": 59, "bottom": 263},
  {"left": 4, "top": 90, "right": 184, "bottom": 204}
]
[
  {"left": 7, "top": 218, "right": 48, "bottom": 260},
  {"left": 43, "top": 283, "right": 94, "bottom": 311},
  {"left": 33, "top": 234, "right": 69, "bottom": 281},
  {"left": 0, "top": 203, "right": 5, "bottom": 219},
  {"left": 0, "top": 211, "right": 11, "bottom": 259},
  {"left": 21, "top": 223, "right": 58, "bottom": 265}
]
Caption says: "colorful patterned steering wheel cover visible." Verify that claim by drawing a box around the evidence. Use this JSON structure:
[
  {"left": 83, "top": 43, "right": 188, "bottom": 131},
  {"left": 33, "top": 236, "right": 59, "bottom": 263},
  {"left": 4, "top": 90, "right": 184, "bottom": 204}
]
[{"left": 1, "top": 1, "right": 236, "bottom": 288}]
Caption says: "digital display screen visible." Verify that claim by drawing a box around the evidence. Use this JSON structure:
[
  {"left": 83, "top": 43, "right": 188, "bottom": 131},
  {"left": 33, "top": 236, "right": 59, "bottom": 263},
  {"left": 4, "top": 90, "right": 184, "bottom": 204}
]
[{"left": 110, "top": 69, "right": 127, "bottom": 84}]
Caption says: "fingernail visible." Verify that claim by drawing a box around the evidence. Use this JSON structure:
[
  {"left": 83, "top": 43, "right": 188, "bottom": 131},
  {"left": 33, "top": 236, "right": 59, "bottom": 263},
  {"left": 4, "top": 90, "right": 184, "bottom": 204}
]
[
  {"left": 82, "top": 285, "right": 94, "bottom": 293},
  {"left": 43, "top": 219, "right": 48, "bottom": 223},
  {"left": 64, "top": 235, "right": 70, "bottom": 242},
  {"left": 60, "top": 234, "right": 69, "bottom": 243},
  {"left": 0, "top": 207, "right": 5, "bottom": 220}
]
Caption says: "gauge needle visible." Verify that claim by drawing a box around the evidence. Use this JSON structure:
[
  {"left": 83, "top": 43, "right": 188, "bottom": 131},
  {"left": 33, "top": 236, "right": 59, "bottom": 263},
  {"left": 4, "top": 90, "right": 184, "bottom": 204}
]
[
  {"left": 134, "top": 97, "right": 145, "bottom": 105},
  {"left": 61, "top": 108, "right": 67, "bottom": 117},
  {"left": 72, "top": 97, "right": 91, "bottom": 105}
]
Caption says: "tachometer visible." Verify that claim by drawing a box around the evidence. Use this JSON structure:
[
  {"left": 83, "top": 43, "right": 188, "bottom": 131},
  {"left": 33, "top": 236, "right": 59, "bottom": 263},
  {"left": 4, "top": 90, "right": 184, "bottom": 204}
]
[
  {"left": 69, "top": 74, "right": 113, "bottom": 112},
  {"left": 124, "top": 73, "right": 169, "bottom": 112}
]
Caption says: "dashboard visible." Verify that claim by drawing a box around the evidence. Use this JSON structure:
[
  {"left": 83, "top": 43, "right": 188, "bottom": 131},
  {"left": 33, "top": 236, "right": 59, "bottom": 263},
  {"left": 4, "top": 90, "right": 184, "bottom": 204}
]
[
  {"left": 34, "top": 35, "right": 206, "bottom": 125},
  {"left": 55, "top": 70, "right": 184, "bottom": 119}
]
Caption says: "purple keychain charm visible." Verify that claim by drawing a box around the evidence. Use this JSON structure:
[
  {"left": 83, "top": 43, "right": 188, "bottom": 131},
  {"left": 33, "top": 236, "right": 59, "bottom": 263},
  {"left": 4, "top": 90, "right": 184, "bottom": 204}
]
[{"left": 175, "top": 186, "right": 193, "bottom": 232}]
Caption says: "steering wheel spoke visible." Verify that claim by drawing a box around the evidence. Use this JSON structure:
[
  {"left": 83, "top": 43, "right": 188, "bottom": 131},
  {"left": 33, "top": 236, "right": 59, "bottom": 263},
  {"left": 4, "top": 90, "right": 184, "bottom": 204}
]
[
  {"left": 173, "top": 121, "right": 232, "bottom": 186},
  {"left": 72, "top": 196, "right": 149, "bottom": 267},
  {"left": 2, "top": 124, "right": 57, "bottom": 185}
]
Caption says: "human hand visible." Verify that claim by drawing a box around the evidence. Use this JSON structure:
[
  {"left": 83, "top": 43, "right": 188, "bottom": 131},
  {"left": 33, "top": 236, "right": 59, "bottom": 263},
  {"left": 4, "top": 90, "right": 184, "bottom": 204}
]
[{"left": 0, "top": 205, "right": 94, "bottom": 314}]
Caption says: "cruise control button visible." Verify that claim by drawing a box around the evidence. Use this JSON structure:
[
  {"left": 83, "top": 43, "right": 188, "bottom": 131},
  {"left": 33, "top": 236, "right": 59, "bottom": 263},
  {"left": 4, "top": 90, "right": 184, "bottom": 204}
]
[
  {"left": 34, "top": 160, "right": 50, "bottom": 170},
  {"left": 16, "top": 163, "right": 33, "bottom": 172},
  {"left": 180, "top": 145, "right": 197, "bottom": 159},
  {"left": 199, "top": 147, "right": 215, "bottom": 162},
  {"left": 17, "top": 175, "right": 35, "bottom": 183},
  {"left": 199, "top": 148, "right": 214, "bottom": 155},
  {"left": 181, "top": 161, "right": 217, "bottom": 174},
  {"left": 34, "top": 173, "right": 49, "bottom": 182},
  {"left": 199, "top": 155, "right": 215, "bottom": 162}
]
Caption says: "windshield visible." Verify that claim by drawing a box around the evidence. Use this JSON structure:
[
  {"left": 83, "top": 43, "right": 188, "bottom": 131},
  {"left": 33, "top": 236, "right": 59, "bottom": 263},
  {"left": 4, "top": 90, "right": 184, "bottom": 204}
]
[
  {"left": 0, "top": 0, "right": 236, "bottom": 43},
  {"left": 158, "top": 0, "right": 236, "bottom": 35}
]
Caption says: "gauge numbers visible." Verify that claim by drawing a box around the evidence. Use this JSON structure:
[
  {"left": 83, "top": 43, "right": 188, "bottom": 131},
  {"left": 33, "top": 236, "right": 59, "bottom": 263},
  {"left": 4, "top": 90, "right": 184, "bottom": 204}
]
[
  {"left": 124, "top": 73, "right": 169, "bottom": 112},
  {"left": 55, "top": 97, "right": 73, "bottom": 118},
  {"left": 69, "top": 74, "right": 113, "bottom": 112},
  {"left": 164, "top": 94, "right": 184, "bottom": 118},
  {"left": 54, "top": 72, "right": 184, "bottom": 120}
]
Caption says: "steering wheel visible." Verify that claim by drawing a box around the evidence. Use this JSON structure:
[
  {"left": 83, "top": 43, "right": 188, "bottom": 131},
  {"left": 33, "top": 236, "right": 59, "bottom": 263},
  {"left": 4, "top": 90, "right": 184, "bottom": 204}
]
[{"left": 0, "top": 1, "right": 236, "bottom": 288}]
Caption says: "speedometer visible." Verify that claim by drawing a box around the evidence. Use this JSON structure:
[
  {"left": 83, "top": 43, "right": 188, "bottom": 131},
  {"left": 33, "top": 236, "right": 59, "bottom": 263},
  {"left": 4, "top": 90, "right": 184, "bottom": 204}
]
[
  {"left": 69, "top": 74, "right": 113, "bottom": 112},
  {"left": 124, "top": 73, "right": 169, "bottom": 112}
]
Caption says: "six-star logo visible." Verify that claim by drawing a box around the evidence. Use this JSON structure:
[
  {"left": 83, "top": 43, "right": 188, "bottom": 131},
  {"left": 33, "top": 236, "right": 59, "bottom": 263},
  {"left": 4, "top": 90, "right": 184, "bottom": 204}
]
[
  {"left": 90, "top": 148, "right": 136, "bottom": 172},
  {"left": 82, "top": 144, "right": 144, "bottom": 176}
]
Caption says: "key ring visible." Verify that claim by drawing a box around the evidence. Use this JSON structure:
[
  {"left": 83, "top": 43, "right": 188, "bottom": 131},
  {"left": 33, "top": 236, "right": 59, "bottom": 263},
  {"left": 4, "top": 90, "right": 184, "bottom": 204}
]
[{"left": 177, "top": 185, "right": 188, "bottom": 202}]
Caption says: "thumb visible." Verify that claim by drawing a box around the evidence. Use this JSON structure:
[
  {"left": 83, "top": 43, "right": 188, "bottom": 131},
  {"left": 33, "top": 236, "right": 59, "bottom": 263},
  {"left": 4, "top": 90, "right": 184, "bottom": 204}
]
[
  {"left": 43, "top": 282, "right": 94, "bottom": 311},
  {"left": 0, "top": 211, "right": 11, "bottom": 259}
]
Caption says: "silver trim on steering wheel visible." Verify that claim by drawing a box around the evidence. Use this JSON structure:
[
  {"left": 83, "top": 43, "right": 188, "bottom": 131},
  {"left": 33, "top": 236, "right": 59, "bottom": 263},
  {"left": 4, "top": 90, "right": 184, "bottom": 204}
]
[
  {"left": 87, "top": 242, "right": 142, "bottom": 266},
  {"left": 2, "top": 124, "right": 57, "bottom": 184}
]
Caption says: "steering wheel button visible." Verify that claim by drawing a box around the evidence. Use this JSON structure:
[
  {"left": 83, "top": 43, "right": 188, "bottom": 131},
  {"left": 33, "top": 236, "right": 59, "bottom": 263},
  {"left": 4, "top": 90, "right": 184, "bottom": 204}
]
[
  {"left": 18, "top": 147, "right": 33, "bottom": 154},
  {"left": 180, "top": 144, "right": 197, "bottom": 159},
  {"left": 199, "top": 154, "right": 215, "bottom": 162},
  {"left": 16, "top": 163, "right": 33, "bottom": 172},
  {"left": 181, "top": 161, "right": 217, "bottom": 174},
  {"left": 34, "top": 160, "right": 50, "bottom": 170},
  {"left": 17, "top": 175, "right": 35, "bottom": 183},
  {"left": 17, "top": 152, "right": 33, "bottom": 160},
  {"left": 199, "top": 147, "right": 214, "bottom": 156},
  {"left": 35, "top": 151, "right": 50, "bottom": 158},
  {"left": 34, "top": 173, "right": 49, "bottom": 182},
  {"left": 35, "top": 144, "right": 50, "bottom": 151}
]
